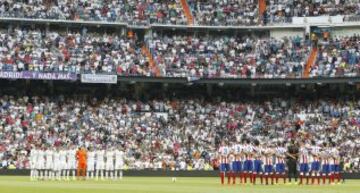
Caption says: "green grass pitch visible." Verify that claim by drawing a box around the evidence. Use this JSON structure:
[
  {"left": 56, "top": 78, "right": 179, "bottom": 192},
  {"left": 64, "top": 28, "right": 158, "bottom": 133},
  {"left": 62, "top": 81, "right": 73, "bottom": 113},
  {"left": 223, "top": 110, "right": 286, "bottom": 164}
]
[{"left": 0, "top": 176, "right": 359, "bottom": 193}]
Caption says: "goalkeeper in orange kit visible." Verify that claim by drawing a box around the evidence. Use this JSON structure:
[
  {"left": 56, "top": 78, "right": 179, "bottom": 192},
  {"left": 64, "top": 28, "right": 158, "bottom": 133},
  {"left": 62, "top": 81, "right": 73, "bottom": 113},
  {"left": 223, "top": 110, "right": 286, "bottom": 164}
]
[{"left": 76, "top": 147, "right": 87, "bottom": 180}]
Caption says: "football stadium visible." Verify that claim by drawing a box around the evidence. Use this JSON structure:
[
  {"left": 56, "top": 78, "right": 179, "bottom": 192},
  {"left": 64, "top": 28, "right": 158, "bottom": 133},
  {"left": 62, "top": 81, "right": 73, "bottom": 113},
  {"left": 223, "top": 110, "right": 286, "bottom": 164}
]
[{"left": 0, "top": 1, "right": 360, "bottom": 193}]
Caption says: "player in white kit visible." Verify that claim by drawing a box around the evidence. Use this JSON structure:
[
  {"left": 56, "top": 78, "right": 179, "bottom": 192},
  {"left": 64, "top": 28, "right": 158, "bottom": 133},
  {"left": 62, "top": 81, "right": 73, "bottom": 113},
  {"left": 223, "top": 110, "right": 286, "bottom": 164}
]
[
  {"left": 105, "top": 147, "right": 115, "bottom": 180},
  {"left": 45, "top": 147, "right": 54, "bottom": 180},
  {"left": 36, "top": 147, "right": 46, "bottom": 180},
  {"left": 114, "top": 147, "right": 125, "bottom": 180},
  {"left": 29, "top": 146, "right": 38, "bottom": 181},
  {"left": 96, "top": 147, "right": 105, "bottom": 180},
  {"left": 66, "top": 148, "right": 77, "bottom": 180},
  {"left": 53, "top": 148, "right": 62, "bottom": 180},
  {"left": 87, "top": 147, "right": 96, "bottom": 179},
  {"left": 59, "top": 147, "right": 68, "bottom": 180}
]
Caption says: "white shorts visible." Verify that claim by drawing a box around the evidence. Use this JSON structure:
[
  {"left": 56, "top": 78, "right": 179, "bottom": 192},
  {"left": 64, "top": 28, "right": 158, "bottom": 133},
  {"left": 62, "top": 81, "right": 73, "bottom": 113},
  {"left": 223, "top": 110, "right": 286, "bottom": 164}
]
[
  {"left": 53, "top": 163, "right": 61, "bottom": 171},
  {"left": 67, "top": 160, "right": 76, "bottom": 170},
  {"left": 105, "top": 162, "right": 114, "bottom": 171},
  {"left": 36, "top": 160, "right": 45, "bottom": 170},
  {"left": 87, "top": 160, "right": 95, "bottom": 171},
  {"left": 59, "top": 162, "right": 67, "bottom": 170},
  {"left": 30, "top": 160, "right": 37, "bottom": 170},
  {"left": 45, "top": 160, "right": 53, "bottom": 169},
  {"left": 115, "top": 161, "right": 124, "bottom": 170},
  {"left": 96, "top": 161, "right": 105, "bottom": 170}
]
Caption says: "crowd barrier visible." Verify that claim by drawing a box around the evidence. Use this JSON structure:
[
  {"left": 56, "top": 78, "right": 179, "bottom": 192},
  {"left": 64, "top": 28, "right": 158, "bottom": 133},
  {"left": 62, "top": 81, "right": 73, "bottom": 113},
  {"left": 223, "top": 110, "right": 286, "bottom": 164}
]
[{"left": 0, "top": 170, "right": 360, "bottom": 179}]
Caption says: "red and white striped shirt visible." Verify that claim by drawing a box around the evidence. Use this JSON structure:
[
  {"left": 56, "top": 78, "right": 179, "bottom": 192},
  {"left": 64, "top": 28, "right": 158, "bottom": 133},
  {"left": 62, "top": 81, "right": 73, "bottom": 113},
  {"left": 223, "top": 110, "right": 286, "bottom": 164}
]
[
  {"left": 275, "top": 147, "right": 286, "bottom": 164},
  {"left": 321, "top": 148, "right": 331, "bottom": 165},
  {"left": 330, "top": 148, "right": 340, "bottom": 165},
  {"left": 299, "top": 147, "right": 309, "bottom": 163},
  {"left": 253, "top": 146, "right": 263, "bottom": 160},
  {"left": 232, "top": 144, "right": 244, "bottom": 161},
  {"left": 244, "top": 145, "right": 254, "bottom": 160},
  {"left": 218, "top": 146, "right": 230, "bottom": 163},
  {"left": 263, "top": 148, "right": 274, "bottom": 165},
  {"left": 310, "top": 146, "right": 321, "bottom": 162}
]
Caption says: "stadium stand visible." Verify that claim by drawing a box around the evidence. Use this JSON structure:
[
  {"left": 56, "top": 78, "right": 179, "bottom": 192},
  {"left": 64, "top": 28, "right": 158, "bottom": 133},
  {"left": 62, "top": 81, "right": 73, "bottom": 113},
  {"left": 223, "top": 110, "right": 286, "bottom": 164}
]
[
  {"left": 187, "top": 0, "right": 259, "bottom": 26},
  {"left": 0, "top": 0, "right": 188, "bottom": 25},
  {"left": 264, "top": 0, "right": 360, "bottom": 24},
  {"left": 310, "top": 34, "right": 360, "bottom": 77},
  {"left": 1, "top": 25, "right": 360, "bottom": 78},
  {"left": 0, "top": 26, "right": 156, "bottom": 76},
  {"left": 148, "top": 32, "right": 309, "bottom": 78},
  {"left": 0, "top": 91, "right": 359, "bottom": 171},
  {"left": 0, "top": 0, "right": 359, "bottom": 26}
]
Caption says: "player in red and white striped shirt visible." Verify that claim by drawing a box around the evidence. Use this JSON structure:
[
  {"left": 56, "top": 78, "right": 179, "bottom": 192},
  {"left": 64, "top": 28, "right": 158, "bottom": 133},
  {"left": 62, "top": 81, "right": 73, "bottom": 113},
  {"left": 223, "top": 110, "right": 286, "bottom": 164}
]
[
  {"left": 275, "top": 142, "right": 287, "bottom": 184},
  {"left": 329, "top": 143, "right": 341, "bottom": 184},
  {"left": 309, "top": 141, "right": 321, "bottom": 185},
  {"left": 218, "top": 141, "right": 230, "bottom": 185},
  {"left": 262, "top": 144, "right": 275, "bottom": 185},
  {"left": 320, "top": 142, "right": 331, "bottom": 184},
  {"left": 298, "top": 141, "right": 310, "bottom": 185},
  {"left": 243, "top": 140, "right": 254, "bottom": 184},
  {"left": 232, "top": 141, "right": 245, "bottom": 184}
]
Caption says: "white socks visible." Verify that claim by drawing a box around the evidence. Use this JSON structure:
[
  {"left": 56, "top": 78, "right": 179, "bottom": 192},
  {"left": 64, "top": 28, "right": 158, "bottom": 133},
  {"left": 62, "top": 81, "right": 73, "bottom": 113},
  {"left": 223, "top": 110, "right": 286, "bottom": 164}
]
[
  {"left": 116, "top": 170, "right": 123, "bottom": 180},
  {"left": 72, "top": 170, "right": 76, "bottom": 180},
  {"left": 32, "top": 169, "right": 123, "bottom": 181}
]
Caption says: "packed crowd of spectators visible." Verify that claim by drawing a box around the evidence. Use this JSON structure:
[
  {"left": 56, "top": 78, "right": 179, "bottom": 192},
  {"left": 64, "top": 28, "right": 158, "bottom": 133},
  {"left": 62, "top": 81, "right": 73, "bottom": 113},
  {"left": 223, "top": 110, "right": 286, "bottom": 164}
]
[
  {"left": 1, "top": 0, "right": 360, "bottom": 26},
  {"left": 149, "top": 33, "right": 309, "bottom": 78},
  {"left": 0, "top": 0, "right": 187, "bottom": 25},
  {"left": 265, "top": 0, "right": 360, "bottom": 24},
  {"left": 0, "top": 94, "right": 359, "bottom": 171},
  {"left": 187, "top": 0, "right": 259, "bottom": 26},
  {"left": 144, "top": 0, "right": 187, "bottom": 25},
  {"left": 310, "top": 34, "right": 360, "bottom": 77},
  {"left": 0, "top": 27, "right": 155, "bottom": 76},
  {"left": 2, "top": 26, "right": 359, "bottom": 78}
]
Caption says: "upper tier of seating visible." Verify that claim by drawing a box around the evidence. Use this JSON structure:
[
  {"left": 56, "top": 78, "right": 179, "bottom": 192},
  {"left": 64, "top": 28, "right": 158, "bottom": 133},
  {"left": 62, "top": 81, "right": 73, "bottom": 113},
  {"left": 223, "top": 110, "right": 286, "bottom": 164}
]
[{"left": 0, "top": 0, "right": 359, "bottom": 26}]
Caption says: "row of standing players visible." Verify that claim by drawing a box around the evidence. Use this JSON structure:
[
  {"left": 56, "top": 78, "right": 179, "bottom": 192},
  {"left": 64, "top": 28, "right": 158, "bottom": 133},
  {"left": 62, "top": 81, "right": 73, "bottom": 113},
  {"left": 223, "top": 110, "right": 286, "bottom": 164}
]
[
  {"left": 29, "top": 146, "right": 125, "bottom": 181},
  {"left": 217, "top": 140, "right": 342, "bottom": 185}
]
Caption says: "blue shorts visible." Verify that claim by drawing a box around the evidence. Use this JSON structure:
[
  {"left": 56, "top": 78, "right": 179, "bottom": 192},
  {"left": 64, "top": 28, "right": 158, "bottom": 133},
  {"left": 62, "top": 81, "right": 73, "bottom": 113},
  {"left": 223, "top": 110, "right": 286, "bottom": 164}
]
[
  {"left": 232, "top": 161, "right": 242, "bottom": 172},
  {"left": 322, "top": 164, "right": 330, "bottom": 174},
  {"left": 243, "top": 160, "right": 253, "bottom": 172},
  {"left": 264, "top": 165, "right": 273, "bottom": 174},
  {"left": 220, "top": 163, "right": 230, "bottom": 172},
  {"left": 311, "top": 161, "right": 321, "bottom": 172},
  {"left": 331, "top": 165, "right": 340, "bottom": 173},
  {"left": 276, "top": 163, "right": 286, "bottom": 173},
  {"left": 253, "top": 160, "right": 263, "bottom": 174},
  {"left": 300, "top": 163, "right": 309, "bottom": 173}
]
